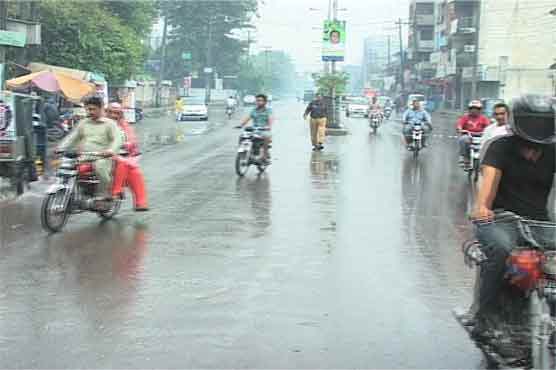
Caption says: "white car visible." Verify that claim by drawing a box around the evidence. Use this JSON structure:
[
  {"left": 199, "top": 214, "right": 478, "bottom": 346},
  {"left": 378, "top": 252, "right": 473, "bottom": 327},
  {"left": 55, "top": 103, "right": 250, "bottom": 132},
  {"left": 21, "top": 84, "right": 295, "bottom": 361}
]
[
  {"left": 346, "top": 97, "right": 370, "bottom": 118},
  {"left": 178, "top": 96, "right": 209, "bottom": 121},
  {"left": 243, "top": 95, "right": 256, "bottom": 106}
]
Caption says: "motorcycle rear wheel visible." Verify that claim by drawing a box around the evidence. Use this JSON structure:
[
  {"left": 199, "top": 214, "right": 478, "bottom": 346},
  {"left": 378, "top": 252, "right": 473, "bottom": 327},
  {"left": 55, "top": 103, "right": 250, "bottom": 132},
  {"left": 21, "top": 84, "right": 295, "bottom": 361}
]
[
  {"left": 235, "top": 152, "right": 249, "bottom": 177},
  {"left": 41, "top": 190, "right": 70, "bottom": 233}
]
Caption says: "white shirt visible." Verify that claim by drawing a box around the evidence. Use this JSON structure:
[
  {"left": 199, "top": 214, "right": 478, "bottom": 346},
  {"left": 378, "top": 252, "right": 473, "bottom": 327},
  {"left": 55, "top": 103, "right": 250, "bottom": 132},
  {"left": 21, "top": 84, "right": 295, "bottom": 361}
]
[
  {"left": 480, "top": 124, "right": 513, "bottom": 161},
  {"left": 482, "top": 123, "right": 512, "bottom": 144},
  {"left": 227, "top": 98, "right": 236, "bottom": 108}
]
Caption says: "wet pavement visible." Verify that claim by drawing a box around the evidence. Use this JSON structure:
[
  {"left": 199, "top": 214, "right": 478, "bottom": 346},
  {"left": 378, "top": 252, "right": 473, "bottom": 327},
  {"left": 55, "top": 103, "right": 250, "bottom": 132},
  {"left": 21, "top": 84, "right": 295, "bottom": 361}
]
[{"left": 0, "top": 101, "right": 486, "bottom": 368}]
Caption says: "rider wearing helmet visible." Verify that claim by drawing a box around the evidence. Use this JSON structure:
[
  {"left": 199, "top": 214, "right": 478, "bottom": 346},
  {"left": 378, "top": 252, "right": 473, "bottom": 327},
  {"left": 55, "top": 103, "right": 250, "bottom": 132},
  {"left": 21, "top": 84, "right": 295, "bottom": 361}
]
[
  {"left": 456, "top": 100, "right": 491, "bottom": 166},
  {"left": 470, "top": 94, "right": 556, "bottom": 339}
]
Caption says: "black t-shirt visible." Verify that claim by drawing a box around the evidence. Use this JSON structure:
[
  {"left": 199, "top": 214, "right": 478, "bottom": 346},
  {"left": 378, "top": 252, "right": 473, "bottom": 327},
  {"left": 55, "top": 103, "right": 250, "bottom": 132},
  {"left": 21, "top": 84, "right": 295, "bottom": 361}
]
[
  {"left": 482, "top": 135, "right": 556, "bottom": 220},
  {"left": 305, "top": 101, "right": 328, "bottom": 119}
]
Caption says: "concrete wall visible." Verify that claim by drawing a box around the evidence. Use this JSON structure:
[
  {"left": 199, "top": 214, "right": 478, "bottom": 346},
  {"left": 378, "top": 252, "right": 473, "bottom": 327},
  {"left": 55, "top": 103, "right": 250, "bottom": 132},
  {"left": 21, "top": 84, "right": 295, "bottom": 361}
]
[{"left": 478, "top": 0, "right": 556, "bottom": 99}]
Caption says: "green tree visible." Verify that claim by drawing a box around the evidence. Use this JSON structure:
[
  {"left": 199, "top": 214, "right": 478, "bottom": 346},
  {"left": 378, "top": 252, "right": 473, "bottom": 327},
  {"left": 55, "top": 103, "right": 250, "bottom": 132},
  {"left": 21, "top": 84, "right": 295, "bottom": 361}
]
[
  {"left": 252, "top": 50, "right": 296, "bottom": 95},
  {"left": 312, "top": 72, "right": 350, "bottom": 96},
  {"left": 32, "top": 0, "right": 155, "bottom": 82},
  {"left": 162, "top": 0, "right": 257, "bottom": 82}
]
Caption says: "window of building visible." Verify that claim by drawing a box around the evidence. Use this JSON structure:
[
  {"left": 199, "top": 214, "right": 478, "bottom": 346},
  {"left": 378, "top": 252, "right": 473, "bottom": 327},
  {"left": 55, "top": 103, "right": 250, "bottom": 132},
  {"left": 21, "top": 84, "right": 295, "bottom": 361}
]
[
  {"left": 420, "top": 28, "right": 434, "bottom": 41},
  {"left": 416, "top": 3, "right": 434, "bottom": 15}
]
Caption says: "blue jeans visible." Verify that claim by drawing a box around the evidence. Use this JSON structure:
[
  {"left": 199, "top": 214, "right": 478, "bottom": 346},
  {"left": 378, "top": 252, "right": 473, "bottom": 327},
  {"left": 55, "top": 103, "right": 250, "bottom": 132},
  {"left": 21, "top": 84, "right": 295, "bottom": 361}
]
[
  {"left": 458, "top": 135, "right": 471, "bottom": 158},
  {"left": 475, "top": 214, "right": 556, "bottom": 316}
]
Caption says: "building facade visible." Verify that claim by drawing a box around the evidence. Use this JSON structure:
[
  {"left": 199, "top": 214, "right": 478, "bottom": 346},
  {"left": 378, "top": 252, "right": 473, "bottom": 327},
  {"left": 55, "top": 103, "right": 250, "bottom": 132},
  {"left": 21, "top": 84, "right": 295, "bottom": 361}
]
[{"left": 361, "top": 36, "right": 390, "bottom": 91}]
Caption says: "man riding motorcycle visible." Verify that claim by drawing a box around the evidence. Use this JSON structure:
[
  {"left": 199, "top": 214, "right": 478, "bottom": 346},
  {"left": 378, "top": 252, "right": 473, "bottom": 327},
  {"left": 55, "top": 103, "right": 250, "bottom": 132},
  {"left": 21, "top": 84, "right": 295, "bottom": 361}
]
[
  {"left": 470, "top": 94, "right": 556, "bottom": 340},
  {"left": 402, "top": 98, "right": 432, "bottom": 148},
  {"left": 106, "top": 102, "right": 149, "bottom": 212},
  {"left": 456, "top": 100, "right": 491, "bottom": 166},
  {"left": 238, "top": 94, "right": 273, "bottom": 163},
  {"left": 57, "top": 95, "right": 122, "bottom": 201}
]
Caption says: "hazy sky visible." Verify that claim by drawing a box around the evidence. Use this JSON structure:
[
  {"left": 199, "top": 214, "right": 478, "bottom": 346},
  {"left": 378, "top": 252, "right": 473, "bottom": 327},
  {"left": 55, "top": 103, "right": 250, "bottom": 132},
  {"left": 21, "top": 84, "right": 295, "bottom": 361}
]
[{"left": 253, "top": 0, "right": 410, "bottom": 72}]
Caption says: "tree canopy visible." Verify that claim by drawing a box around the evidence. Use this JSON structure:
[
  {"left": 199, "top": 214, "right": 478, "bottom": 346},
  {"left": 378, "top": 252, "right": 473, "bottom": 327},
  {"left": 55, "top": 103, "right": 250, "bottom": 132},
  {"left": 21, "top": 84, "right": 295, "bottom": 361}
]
[
  {"left": 161, "top": 0, "right": 257, "bottom": 82},
  {"left": 16, "top": 0, "right": 157, "bottom": 83}
]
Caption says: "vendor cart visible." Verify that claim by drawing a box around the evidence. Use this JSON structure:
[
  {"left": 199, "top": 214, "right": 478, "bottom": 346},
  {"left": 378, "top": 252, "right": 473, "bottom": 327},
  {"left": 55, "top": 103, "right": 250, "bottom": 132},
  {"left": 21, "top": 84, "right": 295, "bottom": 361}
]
[{"left": 0, "top": 91, "right": 38, "bottom": 195}]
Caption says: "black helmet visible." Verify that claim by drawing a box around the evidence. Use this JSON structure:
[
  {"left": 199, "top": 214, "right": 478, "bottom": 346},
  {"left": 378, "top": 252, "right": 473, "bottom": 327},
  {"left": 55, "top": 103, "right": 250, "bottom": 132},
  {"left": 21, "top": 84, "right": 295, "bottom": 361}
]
[{"left": 509, "top": 94, "right": 556, "bottom": 144}]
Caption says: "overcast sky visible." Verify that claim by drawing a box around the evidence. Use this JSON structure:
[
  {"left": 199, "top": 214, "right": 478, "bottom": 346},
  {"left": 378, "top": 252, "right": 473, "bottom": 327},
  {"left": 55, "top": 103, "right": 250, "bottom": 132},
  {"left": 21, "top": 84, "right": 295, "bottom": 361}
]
[{"left": 253, "top": 0, "right": 410, "bottom": 72}]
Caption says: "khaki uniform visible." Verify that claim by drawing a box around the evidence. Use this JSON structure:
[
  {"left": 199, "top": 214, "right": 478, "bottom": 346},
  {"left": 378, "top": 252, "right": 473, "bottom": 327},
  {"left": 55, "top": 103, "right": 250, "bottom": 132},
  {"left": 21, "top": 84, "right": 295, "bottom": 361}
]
[{"left": 59, "top": 117, "right": 122, "bottom": 197}]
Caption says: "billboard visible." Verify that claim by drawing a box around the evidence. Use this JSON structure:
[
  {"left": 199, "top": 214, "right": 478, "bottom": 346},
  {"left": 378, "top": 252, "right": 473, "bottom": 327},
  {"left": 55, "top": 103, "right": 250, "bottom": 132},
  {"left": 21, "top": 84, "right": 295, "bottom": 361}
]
[
  {"left": 0, "top": 91, "right": 15, "bottom": 140},
  {"left": 322, "top": 20, "right": 346, "bottom": 62}
]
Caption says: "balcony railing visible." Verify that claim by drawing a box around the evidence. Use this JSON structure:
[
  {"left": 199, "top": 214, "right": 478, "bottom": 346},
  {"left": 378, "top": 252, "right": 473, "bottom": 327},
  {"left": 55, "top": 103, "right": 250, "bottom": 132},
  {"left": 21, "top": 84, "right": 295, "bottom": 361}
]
[
  {"left": 415, "top": 14, "right": 434, "bottom": 26},
  {"left": 418, "top": 40, "right": 434, "bottom": 50},
  {"left": 450, "top": 17, "right": 477, "bottom": 35}
]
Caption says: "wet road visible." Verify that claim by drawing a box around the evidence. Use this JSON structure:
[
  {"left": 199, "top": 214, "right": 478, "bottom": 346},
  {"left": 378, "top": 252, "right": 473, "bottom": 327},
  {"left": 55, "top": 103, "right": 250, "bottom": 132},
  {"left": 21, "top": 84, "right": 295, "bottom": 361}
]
[{"left": 0, "top": 101, "right": 485, "bottom": 368}]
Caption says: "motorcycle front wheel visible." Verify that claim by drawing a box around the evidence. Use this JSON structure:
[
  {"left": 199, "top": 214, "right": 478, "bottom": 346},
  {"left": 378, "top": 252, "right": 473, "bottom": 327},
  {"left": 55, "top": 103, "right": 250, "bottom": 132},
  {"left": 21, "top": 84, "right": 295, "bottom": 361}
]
[
  {"left": 41, "top": 190, "right": 70, "bottom": 232},
  {"left": 235, "top": 152, "right": 250, "bottom": 177}
]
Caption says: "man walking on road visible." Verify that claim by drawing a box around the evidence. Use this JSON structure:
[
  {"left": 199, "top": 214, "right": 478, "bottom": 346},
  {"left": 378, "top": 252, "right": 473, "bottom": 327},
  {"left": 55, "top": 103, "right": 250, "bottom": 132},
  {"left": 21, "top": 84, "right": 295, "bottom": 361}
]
[{"left": 304, "top": 93, "right": 328, "bottom": 151}]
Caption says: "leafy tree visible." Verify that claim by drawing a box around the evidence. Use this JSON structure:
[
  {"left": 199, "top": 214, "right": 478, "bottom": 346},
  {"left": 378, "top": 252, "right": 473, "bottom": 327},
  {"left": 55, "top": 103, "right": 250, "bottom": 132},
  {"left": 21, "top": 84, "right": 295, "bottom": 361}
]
[
  {"left": 251, "top": 50, "right": 296, "bottom": 95},
  {"left": 312, "top": 72, "right": 350, "bottom": 96},
  {"left": 101, "top": 0, "right": 157, "bottom": 39},
  {"left": 162, "top": 0, "right": 257, "bottom": 82},
  {"left": 34, "top": 0, "right": 153, "bottom": 82}
]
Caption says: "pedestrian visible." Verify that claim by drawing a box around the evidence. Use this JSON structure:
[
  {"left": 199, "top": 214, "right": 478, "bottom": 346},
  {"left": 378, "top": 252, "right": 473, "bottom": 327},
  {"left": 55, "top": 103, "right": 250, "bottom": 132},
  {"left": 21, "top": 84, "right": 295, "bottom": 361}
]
[
  {"left": 175, "top": 97, "right": 184, "bottom": 121},
  {"left": 303, "top": 93, "right": 328, "bottom": 151},
  {"left": 43, "top": 97, "right": 59, "bottom": 128}
]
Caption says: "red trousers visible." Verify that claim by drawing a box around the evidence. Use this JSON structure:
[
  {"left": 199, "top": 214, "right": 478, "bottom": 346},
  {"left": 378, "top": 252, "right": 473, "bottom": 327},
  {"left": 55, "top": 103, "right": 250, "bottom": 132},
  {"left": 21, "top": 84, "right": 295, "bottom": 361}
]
[{"left": 112, "top": 156, "right": 148, "bottom": 209}]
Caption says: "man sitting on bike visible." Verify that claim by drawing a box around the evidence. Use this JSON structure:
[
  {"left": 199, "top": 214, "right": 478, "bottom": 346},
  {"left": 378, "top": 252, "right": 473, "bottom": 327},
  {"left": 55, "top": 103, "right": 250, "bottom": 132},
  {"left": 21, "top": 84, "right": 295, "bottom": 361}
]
[
  {"left": 456, "top": 100, "right": 491, "bottom": 166},
  {"left": 402, "top": 98, "right": 432, "bottom": 149},
  {"left": 57, "top": 95, "right": 122, "bottom": 200},
  {"left": 239, "top": 94, "right": 273, "bottom": 163},
  {"left": 470, "top": 94, "right": 556, "bottom": 340}
]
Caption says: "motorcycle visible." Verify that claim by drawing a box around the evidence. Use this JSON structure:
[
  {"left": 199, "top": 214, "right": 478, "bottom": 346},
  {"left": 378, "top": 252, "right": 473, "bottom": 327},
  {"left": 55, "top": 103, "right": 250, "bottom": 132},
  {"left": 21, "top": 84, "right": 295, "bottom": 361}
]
[
  {"left": 458, "top": 212, "right": 556, "bottom": 368},
  {"left": 226, "top": 105, "right": 234, "bottom": 120},
  {"left": 41, "top": 151, "right": 121, "bottom": 233},
  {"left": 369, "top": 110, "right": 383, "bottom": 134},
  {"left": 235, "top": 127, "right": 270, "bottom": 177},
  {"left": 461, "top": 131, "right": 483, "bottom": 183},
  {"left": 384, "top": 106, "right": 392, "bottom": 120},
  {"left": 407, "top": 119, "right": 425, "bottom": 159}
]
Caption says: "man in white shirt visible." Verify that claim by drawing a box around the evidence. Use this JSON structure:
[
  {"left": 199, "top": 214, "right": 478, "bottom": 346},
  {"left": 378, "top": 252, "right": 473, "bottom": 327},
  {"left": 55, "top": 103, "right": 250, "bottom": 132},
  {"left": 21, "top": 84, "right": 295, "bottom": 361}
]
[{"left": 482, "top": 102, "right": 512, "bottom": 143}]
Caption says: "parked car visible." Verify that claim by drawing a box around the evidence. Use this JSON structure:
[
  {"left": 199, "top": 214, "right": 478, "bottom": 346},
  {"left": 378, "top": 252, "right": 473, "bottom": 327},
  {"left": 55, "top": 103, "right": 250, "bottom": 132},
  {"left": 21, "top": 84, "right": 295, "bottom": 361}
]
[
  {"left": 346, "top": 97, "right": 370, "bottom": 118},
  {"left": 243, "top": 95, "right": 256, "bottom": 106},
  {"left": 178, "top": 96, "right": 209, "bottom": 121}
]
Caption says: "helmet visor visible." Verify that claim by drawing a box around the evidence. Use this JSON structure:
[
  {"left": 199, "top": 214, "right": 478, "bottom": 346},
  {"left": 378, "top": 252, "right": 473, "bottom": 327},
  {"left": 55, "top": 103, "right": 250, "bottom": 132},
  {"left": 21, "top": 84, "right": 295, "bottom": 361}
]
[{"left": 513, "top": 112, "right": 556, "bottom": 144}]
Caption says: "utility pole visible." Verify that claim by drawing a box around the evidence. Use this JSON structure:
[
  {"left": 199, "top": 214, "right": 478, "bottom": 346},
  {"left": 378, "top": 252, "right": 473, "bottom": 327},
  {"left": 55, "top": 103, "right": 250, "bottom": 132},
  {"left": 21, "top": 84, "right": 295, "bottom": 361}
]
[
  {"left": 0, "top": 0, "right": 7, "bottom": 89},
  {"left": 396, "top": 18, "right": 405, "bottom": 92},
  {"left": 155, "top": 15, "right": 168, "bottom": 108},
  {"left": 470, "top": 0, "right": 482, "bottom": 100},
  {"left": 329, "top": 0, "right": 340, "bottom": 129},
  {"left": 387, "top": 35, "right": 392, "bottom": 67},
  {"left": 205, "top": 17, "right": 213, "bottom": 105}
]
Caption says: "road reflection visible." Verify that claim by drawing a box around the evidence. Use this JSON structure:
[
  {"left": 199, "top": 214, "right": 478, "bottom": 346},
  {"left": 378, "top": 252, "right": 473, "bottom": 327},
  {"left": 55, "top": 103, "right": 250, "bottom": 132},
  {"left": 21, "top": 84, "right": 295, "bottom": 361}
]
[
  {"left": 43, "top": 222, "right": 149, "bottom": 331},
  {"left": 235, "top": 176, "right": 272, "bottom": 236}
]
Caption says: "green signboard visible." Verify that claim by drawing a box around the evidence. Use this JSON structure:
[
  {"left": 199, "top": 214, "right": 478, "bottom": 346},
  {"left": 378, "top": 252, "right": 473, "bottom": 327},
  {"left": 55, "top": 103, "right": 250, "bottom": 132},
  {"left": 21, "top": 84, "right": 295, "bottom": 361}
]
[
  {"left": 0, "top": 30, "right": 26, "bottom": 47},
  {"left": 181, "top": 52, "right": 192, "bottom": 61},
  {"left": 322, "top": 20, "right": 346, "bottom": 62}
]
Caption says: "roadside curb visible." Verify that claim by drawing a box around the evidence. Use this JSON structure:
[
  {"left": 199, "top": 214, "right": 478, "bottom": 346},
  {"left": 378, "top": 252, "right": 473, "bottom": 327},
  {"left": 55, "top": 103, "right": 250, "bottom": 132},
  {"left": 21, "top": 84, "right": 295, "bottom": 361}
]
[{"left": 326, "top": 127, "right": 349, "bottom": 136}]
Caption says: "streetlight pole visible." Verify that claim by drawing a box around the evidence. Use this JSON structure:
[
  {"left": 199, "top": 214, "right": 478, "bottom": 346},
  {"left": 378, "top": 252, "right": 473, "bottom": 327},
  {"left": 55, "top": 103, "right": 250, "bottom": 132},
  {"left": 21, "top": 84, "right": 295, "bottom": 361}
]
[
  {"left": 329, "top": 0, "right": 339, "bottom": 129},
  {"left": 205, "top": 17, "right": 213, "bottom": 105},
  {"left": 155, "top": 15, "right": 168, "bottom": 108}
]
